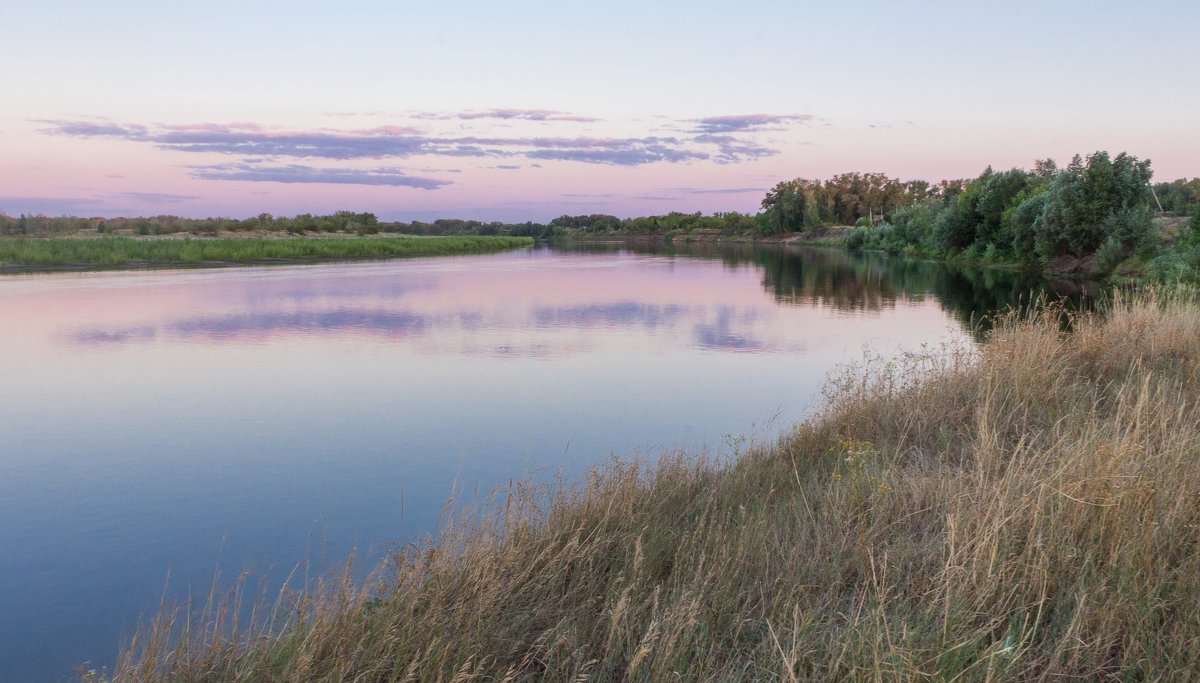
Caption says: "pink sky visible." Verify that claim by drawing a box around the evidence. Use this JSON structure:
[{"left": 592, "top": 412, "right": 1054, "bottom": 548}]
[{"left": 2, "top": 0, "right": 1196, "bottom": 221}]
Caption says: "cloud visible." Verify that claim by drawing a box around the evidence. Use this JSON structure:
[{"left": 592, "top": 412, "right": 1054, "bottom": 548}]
[
  {"left": 526, "top": 146, "right": 705, "bottom": 165},
  {"left": 323, "top": 110, "right": 389, "bottom": 118},
  {"left": 416, "top": 108, "right": 599, "bottom": 123},
  {"left": 692, "top": 114, "right": 814, "bottom": 133},
  {"left": 157, "top": 128, "right": 430, "bottom": 159},
  {"left": 41, "top": 117, "right": 801, "bottom": 168},
  {"left": 493, "top": 164, "right": 521, "bottom": 170},
  {"left": 675, "top": 187, "right": 762, "bottom": 194},
  {"left": 692, "top": 134, "right": 779, "bottom": 163},
  {"left": 189, "top": 163, "right": 453, "bottom": 189},
  {"left": 118, "top": 192, "right": 199, "bottom": 203},
  {"left": 586, "top": 186, "right": 764, "bottom": 200},
  {"left": 0, "top": 195, "right": 108, "bottom": 215},
  {"left": 40, "top": 120, "right": 150, "bottom": 139}
]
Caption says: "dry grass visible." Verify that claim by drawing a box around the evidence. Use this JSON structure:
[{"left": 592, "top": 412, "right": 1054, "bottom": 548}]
[{"left": 112, "top": 288, "right": 1200, "bottom": 681}]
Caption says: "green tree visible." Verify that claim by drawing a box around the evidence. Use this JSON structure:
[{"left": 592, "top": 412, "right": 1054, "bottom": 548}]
[
  {"left": 761, "top": 179, "right": 808, "bottom": 234},
  {"left": 1035, "top": 152, "right": 1153, "bottom": 258}
]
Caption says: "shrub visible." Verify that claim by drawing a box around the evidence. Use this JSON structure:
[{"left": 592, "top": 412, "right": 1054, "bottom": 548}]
[
  {"left": 1094, "top": 235, "right": 1127, "bottom": 275},
  {"left": 1146, "top": 251, "right": 1199, "bottom": 284},
  {"left": 844, "top": 225, "right": 870, "bottom": 250}
]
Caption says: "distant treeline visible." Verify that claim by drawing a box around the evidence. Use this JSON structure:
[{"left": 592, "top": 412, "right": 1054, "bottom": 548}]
[
  {"left": 0, "top": 209, "right": 758, "bottom": 239},
  {"left": 0, "top": 211, "right": 563, "bottom": 239},
  {"left": 3, "top": 153, "right": 1198, "bottom": 279}
]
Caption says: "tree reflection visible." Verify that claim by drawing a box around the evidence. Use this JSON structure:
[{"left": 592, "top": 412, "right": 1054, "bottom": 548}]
[{"left": 551, "top": 241, "right": 1100, "bottom": 340}]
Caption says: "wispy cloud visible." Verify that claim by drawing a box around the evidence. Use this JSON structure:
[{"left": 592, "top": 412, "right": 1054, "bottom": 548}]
[
  {"left": 0, "top": 195, "right": 108, "bottom": 215},
  {"left": 189, "top": 163, "right": 453, "bottom": 188},
  {"left": 43, "top": 120, "right": 727, "bottom": 167},
  {"left": 118, "top": 191, "right": 199, "bottom": 203},
  {"left": 415, "top": 108, "right": 599, "bottom": 123},
  {"left": 524, "top": 140, "right": 706, "bottom": 165},
  {"left": 559, "top": 186, "right": 765, "bottom": 203},
  {"left": 676, "top": 187, "right": 762, "bottom": 195},
  {"left": 692, "top": 134, "right": 779, "bottom": 163},
  {"left": 45, "top": 121, "right": 151, "bottom": 139},
  {"left": 692, "top": 114, "right": 814, "bottom": 133},
  {"left": 40, "top": 114, "right": 811, "bottom": 175}
]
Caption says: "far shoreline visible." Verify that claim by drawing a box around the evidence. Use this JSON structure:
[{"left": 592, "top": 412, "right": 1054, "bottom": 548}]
[{"left": 0, "top": 234, "right": 534, "bottom": 273}]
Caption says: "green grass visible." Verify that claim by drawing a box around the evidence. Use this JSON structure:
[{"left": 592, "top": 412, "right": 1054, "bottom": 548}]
[
  {"left": 112, "top": 288, "right": 1200, "bottom": 681},
  {"left": 0, "top": 235, "right": 533, "bottom": 270}
]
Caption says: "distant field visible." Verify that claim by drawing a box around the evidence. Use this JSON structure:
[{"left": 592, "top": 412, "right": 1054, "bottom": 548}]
[{"left": 0, "top": 235, "right": 534, "bottom": 270}]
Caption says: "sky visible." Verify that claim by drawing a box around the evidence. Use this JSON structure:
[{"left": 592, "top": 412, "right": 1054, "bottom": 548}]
[{"left": 1, "top": 0, "right": 1197, "bottom": 222}]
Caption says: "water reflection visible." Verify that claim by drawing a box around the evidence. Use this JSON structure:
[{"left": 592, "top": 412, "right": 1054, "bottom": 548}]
[
  {"left": 558, "top": 241, "right": 1099, "bottom": 338},
  {"left": 60, "top": 243, "right": 1091, "bottom": 354},
  {"left": 59, "top": 251, "right": 830, "bottom": 357}
]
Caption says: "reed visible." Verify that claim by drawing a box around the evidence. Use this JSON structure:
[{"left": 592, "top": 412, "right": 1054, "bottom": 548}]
[{"left": 112, "top": 287, "right": 1200, "bottom": 681}]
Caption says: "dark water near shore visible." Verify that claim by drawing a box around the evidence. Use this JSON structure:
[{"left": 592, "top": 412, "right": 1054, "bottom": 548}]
[{"left": 0, "top": 243, "right": 1091, "bottom": 681}]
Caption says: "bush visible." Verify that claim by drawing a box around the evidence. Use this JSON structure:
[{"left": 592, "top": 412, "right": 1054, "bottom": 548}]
[
  {"left": 932, "top": 203, "right": 974, "bottom": 252},
  {"left": 889, "top": 204, "right": 936, "bottom": 249},
  {"left": 1102, "top": 206, "right": 1156, "bottom": 253},
  {"left": 1094, "top": 235, "right": 1127, "bottom": 276},
  {"left": 1146, "top": 250, "right": 1199, "bottom": 284},
  {"left": 844, "top": 226, "right": 870, "bottom": 250}
]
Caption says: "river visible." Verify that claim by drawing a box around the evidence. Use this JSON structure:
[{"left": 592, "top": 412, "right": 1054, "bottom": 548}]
[{"left": 0, "top": 242, "right": 1087, "bottom": 681}]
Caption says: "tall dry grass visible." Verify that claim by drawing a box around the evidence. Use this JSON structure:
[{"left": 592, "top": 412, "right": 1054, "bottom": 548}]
[{"left": 113, "top": 288, "right": 1200, "bottom": 681}]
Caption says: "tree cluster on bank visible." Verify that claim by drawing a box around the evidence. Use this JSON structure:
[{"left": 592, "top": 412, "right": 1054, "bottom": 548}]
[{"left": 823, "top": 153, "right": 1200, "bottom": 280}]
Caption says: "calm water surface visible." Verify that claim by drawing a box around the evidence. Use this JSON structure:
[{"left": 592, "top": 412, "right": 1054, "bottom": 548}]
[{"left": 0, "top": 244, "right": 1076, "bottom": 681}]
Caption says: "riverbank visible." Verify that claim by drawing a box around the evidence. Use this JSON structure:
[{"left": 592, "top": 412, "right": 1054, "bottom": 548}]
[
  {"left": 569, "top": 219, "right": 1198, "bottom": 285},
  {"left": 558, "top": 224, "right": 851, "bottom": 247},
  {"left": 0, "top": 235, "right": 533, "bottom": 271},
  {"left": 115, "top": 287, "right": 1200, "bottom": 681}
]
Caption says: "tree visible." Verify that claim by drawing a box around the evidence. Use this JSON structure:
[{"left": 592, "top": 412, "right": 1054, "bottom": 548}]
[
  {"left": 760, "top": 179, "right": 808, "bottom": 234},
  {"left": 1035, "top": 152, "right": 1153, "bottom": 258},
  {"left": 1033, "top": 158, "right": 1059, "bottom": 181}
]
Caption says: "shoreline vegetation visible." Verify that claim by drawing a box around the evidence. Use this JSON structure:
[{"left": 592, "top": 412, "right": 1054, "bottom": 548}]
[
  {"left": 110, "top": 287, "right": 1200, "bottom": 680},
  {"left": 0, "top": 235, "right": 533, "bottom": 271},
  {"left": 4, "top": 151, "right": 1197, "bottom": 281}
]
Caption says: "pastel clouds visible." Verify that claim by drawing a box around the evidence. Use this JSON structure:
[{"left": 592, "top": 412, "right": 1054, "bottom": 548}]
[
  {"left": 692, "top": 114, "right": 815, "bottom": 133},
  {"left": 414, "top": 108, "right": 600, "bottom": 123},
  {"left": 38, "top": 111, "right": 813, "bottom": 189},
  {"left": 189, "top": 163, "right": 453, "bottom": 189}
]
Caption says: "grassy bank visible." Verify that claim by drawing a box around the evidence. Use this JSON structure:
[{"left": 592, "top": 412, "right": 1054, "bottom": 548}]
[
  {"left": 115, "top": 288, "right": 1200, "bottom": 681},
  {"left": 0, "top": 235, "right": 533, "bottom": 270}
]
